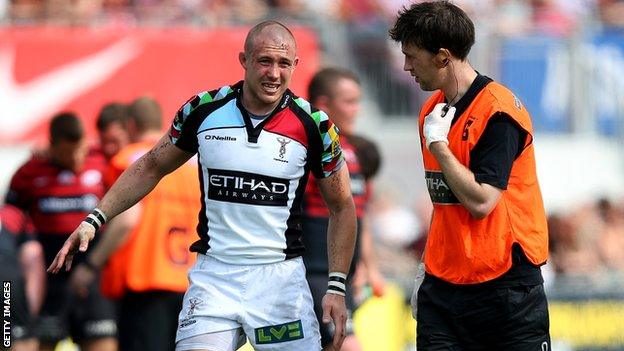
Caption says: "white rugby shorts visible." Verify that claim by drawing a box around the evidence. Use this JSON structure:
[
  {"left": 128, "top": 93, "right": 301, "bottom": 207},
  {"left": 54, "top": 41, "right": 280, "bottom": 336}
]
[{"left": 176, "top": 254, "right": 321, "bottom": 350}]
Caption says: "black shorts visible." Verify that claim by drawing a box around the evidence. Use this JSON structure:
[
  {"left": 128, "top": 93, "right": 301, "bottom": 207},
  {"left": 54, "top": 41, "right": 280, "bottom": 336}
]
[
  {"left": 306, "top": 272, "right": 358, "bottom": 348},
  {"left": 416, "top": 276, "right": 550, "bottom": 350},
  {"left": 117, "top": 290, "right": 184, "bottom": 351},
  {"left": 38, "top": 274, "right": 117, "bottom": 344}
]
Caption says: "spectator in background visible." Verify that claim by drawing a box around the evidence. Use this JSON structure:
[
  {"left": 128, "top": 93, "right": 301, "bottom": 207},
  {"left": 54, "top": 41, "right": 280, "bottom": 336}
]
[
  {"left": 0, "top": 205, "right": 45, "bottom": 351},
  {"left": 95, "top": 102, "right": 130, "bottom": 162},
  {"left": 547, "top": 213, "right": 600, "bottom": 276},
  {"left": 69, "top": 97, "right": 201, "bottom": 351},
  {"left": 596, "top": 198, "right": 624, "bottom": 271},
  {"left": 530, "top": 0, "right": 577, "bottom": 36},
  {"left": 599, "top": 0, "right": 624, "bottom": 28},
  {"left": 5, "top": 112, "right": 118, "bottom": 351},
  {"left": 302, "top": 67, "right": 384, "bottom": 351}
]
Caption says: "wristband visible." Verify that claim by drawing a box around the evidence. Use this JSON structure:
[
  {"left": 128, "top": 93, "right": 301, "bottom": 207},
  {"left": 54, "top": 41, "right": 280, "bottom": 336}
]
[
  {"left": 327, "top": 272, "right": 347, "bottom": 297},
  {"left": 83, "top": 208, "right": 107, "bottom": 232}
]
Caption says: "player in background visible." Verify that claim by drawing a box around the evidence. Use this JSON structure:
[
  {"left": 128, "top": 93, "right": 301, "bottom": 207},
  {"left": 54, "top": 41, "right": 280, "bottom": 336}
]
[
  {"left": 49, "top": 21, "right": 356, "bottom": 351},
  {"left": 303, "top": 68, "right": 385, "bottom": 351},
  {"left": 5, "top": 112, "right": 118, "bottom": 351},
  {"left": 94, "top": 102, "right": 130, "bottom": 162},
  {"left": 69, "top": 97, "right": 201, "bottom": 351},
  {"left": 0, "top": 205, "right": 45, "bottom": 351},
  {"left": 389, "top": 2, "right": 550, "bottom": 349}
]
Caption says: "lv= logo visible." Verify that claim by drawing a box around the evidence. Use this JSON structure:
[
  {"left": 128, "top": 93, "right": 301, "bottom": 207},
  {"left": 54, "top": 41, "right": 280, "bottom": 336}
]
[{"left": 255, "top": 320, "right": 304, "bottom": 344}]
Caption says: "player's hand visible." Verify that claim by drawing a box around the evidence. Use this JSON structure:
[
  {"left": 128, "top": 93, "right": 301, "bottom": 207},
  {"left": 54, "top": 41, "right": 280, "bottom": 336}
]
[
  {"left": 47, "top": 222, "right": 95, "bottom": 273},
  {"left": 424, "top": 103, "right": 455, "bottom": 149},
  {"left": 69, "top": 264, "right": 96, "bottom": 298},
  {"left": 322, "top": 292, "right": 347, "bottom": 350}
]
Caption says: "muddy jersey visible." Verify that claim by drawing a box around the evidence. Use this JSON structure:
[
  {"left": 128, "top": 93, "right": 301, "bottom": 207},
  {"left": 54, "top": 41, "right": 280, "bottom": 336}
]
[{"left": 169, "top": 81, "right": 344, "bottom": 265}]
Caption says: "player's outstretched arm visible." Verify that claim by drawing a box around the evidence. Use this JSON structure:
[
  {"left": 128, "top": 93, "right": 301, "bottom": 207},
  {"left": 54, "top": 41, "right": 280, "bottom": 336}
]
[
  {"left": 318, "top": 165, "right": 357, "bottom": 350},
  {"left": 48, "top": 134, "right": 194, "bottom": 273}
]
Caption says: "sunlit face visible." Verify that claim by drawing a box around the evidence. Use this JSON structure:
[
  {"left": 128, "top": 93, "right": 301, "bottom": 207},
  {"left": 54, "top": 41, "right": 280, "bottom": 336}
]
[
  {"left": 402, "top": 42, "right": 440, "bottom": 91},
  {"left": 322, "top": 78, "right": 361, "bottom": 136},
  {"left": 240, "top": 31, "right": 299, "bottom": 111},
  {"left": 99, "top": 122, "right": 129, "bottom": 160},
  {"left": 49, "top": 139, "right": 88, "bottom": 172}
]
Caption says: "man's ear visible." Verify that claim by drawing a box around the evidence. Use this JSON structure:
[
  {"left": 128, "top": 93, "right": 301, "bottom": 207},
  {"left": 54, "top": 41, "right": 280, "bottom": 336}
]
[
  {"left": 436, "top": 48, "right": 452, "bottom": 68},
  {"left": 239, "top": 52, "right": 247, "bottom": 69},
  {"left": 293, "top": 56, "right": 299, "bottom": 70}
]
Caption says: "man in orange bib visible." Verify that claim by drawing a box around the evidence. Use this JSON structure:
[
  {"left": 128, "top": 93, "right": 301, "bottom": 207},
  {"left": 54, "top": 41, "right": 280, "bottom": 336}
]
[
  {"left": 390, "top": 2, "right": 550, "bottom": 350},
  {"left": 69, "top": 97, "right": 200, "bottom": 351}
]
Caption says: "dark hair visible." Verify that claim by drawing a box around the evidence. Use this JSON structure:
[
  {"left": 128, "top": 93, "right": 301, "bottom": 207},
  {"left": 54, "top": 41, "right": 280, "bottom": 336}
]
[
  {"left": 50, "top": 112, "right": 83, "bottom": 145},
  {"left": 348, "top": 134, "right": 382, "bottom": 180},
  {"left": 96, "top": 102, "right": 128, "bottom": 132},
  {"left": 128, "top": 97, "right": 162, "bottom": 132},
  {"left": 308, "top": 67, "right": 360, "bottom": 104},
  {"left": 389, "top": 1, "right": 475, "bottom": 60}
]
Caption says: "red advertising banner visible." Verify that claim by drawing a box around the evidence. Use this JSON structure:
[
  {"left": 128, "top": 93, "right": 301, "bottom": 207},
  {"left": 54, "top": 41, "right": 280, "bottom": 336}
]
[{"left": 0, "top": 26, "right": 319, "bottom": 145}]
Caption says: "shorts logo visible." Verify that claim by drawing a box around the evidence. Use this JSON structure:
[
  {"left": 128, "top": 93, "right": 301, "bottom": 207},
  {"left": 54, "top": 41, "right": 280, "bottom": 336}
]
[
  {"left": 179, "top": 297, "right": 203, "bottom": 329},
  {"left": 187, "top": 297, "right": 202, "bottom": 316},
  {"left": 254, "top": 320, "right": 304, "bottom": 344}
]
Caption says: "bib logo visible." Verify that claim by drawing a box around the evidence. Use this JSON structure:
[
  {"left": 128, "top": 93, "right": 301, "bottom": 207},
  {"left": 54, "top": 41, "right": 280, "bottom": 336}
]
[
  {"left": 254, "top": 320, "right": 304, "bottom": 344},
  {"left": 462, "top": 116, "right": 475, "bottom": 141},
  {"left": 208, "top": 168, "right": 289, "bottom": 206},
  {"left": 513, "top": 94, "right": 523, "bottom": 110},
  {"left": 425, "top": 171, "right": 460, "bottom": 204}
]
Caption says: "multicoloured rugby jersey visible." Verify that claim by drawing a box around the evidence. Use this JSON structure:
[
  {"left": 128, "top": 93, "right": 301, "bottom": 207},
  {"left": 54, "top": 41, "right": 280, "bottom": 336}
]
[{"left": 169, "top": 81, "right": 344, "bottom": 265}]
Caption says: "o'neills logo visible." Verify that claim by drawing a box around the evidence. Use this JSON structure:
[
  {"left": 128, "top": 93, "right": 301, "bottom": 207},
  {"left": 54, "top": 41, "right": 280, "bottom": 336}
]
[
  {"left": 205, "top": 135, "right": 236, "bottom": 141},
  {"left": 425, "top": 171, "right": 459, "bottom": 204},
  {"left": 207, "top": 168, "right": 289, "bottom": 206}
]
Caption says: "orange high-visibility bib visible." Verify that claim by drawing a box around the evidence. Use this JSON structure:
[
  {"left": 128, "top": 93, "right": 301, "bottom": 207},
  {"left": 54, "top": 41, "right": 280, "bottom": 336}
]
[
  {"left": 419, "top": 82, "right": 548, "bottom": 284},
  {"left": 101, "top": 141, "right": 200, "bottom": 297}
]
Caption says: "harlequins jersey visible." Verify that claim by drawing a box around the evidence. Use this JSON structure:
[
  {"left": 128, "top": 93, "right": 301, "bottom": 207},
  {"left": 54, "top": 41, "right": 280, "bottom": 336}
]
[{"left": 169, "top": 81, "right": 344, "bottom": 265}]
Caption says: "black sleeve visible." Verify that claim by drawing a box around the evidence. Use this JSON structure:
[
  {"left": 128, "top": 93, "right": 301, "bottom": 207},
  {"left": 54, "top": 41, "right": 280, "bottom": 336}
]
[
  {"left": 169, "top": 95, "right": 204, "bottom": 153},
  {"left": 469, "top": 112, "right": 527, "bottom": 190}
]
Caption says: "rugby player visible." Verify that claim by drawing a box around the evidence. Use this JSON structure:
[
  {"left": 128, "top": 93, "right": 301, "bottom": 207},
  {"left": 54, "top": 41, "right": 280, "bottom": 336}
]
[{"left": 49, "top": 21, "right": 357, "bottom": 351}]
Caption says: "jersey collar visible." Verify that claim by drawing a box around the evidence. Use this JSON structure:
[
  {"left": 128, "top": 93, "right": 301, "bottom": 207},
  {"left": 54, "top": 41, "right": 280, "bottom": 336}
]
[
  {"left": 450, "top": 74, "right": 493, "bottom": 126},
  {"left": 234, "top": 81, "right": 294, "bottom": 143}
]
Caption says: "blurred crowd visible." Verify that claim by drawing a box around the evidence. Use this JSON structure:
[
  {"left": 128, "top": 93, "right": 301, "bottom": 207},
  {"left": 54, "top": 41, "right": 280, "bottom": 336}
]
[
  {"left": 3, "top": 0, "right": 624, "bottom": 33},
  {"left": 548, "top": 198, "right": 624, "bottom": 276},
  {"left": 364, "top": 192, "right": 624, "bottom": 299}
]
